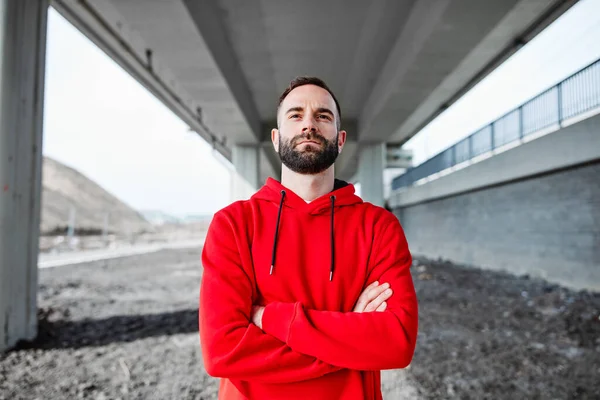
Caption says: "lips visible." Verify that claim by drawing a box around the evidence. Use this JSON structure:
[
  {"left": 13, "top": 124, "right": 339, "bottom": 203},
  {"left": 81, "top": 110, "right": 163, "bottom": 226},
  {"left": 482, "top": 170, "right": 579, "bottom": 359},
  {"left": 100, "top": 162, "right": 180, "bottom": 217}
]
[
  {"left": 296, "top": 140, "right": 321, "bottom": 146},
  {"left": 299, "top": 141, "right": 319, "bottom": 144}
]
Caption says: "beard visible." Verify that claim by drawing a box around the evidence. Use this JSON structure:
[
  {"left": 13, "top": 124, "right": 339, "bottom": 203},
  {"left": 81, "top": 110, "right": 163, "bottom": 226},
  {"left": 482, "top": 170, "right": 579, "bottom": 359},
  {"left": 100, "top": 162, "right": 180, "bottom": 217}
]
[{"left": 278, "top": 131, "right": 339, "bottom": 175}]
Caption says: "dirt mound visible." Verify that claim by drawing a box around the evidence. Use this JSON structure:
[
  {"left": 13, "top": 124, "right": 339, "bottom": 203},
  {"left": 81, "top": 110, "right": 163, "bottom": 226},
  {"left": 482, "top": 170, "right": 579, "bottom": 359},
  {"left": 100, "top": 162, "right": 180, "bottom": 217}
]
[
  {"left": 41, "top": 157, "right": 152, "bottom": 235},
  {"left": 409, "top": 257, "right": 600, "bottom": 399}
]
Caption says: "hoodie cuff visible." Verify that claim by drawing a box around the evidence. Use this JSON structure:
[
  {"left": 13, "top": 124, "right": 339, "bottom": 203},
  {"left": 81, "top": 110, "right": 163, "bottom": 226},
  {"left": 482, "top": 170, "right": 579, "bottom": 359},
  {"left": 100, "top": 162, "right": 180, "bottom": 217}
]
[{"left": 262, "top": 302, "right": 299, "bottom": 344}]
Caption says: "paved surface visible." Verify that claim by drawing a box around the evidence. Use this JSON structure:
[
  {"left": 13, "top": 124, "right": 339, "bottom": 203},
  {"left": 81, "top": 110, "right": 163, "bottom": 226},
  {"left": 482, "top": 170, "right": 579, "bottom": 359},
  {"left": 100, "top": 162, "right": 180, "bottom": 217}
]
[{"left": 38, "top": 239, "right": 205, "bottom": 268}]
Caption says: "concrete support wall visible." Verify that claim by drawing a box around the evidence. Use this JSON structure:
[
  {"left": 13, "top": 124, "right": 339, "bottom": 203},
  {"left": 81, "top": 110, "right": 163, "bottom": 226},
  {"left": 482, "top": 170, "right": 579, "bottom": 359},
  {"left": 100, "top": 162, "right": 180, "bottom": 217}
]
[
  {"left": 0, "top": 0, "right": 48, "bottom": 351},
  {"left": 392, "top": 115, "right": 600, "bottom": 291},
  {"left": 358, "top": 142, "right": 385, "bottom": 207},
  {"left": 396, "top": 161, "right": 600, "bottom": 291},
  {"left": 231, "top": 144, "right": 259, "bottom": 201}
]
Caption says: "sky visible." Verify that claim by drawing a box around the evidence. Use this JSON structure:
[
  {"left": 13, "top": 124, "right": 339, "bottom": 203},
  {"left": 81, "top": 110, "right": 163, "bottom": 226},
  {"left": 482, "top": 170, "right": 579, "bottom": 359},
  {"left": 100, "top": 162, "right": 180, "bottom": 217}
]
[
  {"left": 43, "top": 9, "right": 231, "bottom": 217},
  {"left": 43, "top": 0, "right": 600, "bottom": 215}
]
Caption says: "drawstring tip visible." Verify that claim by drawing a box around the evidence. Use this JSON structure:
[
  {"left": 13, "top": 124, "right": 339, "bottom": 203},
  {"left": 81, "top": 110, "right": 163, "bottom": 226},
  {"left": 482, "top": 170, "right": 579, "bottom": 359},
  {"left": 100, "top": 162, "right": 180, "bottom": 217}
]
[
  {"left": 270, "top": 265, "right": 274, "bottom": 275},
  {"left": 329, "top": 271, "right": 333, "bottom": 281}
]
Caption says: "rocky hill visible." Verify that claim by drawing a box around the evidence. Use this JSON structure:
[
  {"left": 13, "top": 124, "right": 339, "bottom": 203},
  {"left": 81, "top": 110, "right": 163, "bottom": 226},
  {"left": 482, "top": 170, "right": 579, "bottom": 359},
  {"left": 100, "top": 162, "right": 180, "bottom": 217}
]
[{"left": 41, "top": 157, "right": 152, "bottom": 235}]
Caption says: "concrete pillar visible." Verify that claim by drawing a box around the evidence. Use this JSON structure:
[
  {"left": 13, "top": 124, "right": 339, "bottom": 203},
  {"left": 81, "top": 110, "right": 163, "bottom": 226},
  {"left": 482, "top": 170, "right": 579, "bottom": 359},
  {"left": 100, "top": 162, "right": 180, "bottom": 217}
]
[
  {"left": 358, "top": 142, "right": 385, "bottom": 207},
  {"left": 260, "top": 141, "right": 281, "bottom": 183},
  {"left": 231, "top": 144, "right": 260, "bottom": 201},
  {"left": 0, "top": 0, "right": 48, "bottom": 351}
]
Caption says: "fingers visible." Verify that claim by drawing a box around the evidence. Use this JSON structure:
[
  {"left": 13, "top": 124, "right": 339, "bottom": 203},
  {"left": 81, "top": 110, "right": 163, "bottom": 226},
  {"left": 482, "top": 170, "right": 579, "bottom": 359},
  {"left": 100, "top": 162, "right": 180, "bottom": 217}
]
[
  {"left": 365, "top": 288, "right": 393, "bottom": 312},
  {"left": 353, "top": 282, "right": 392, "bottom": 313},
  {"left": 353, "top": 282, "right": 374, "bottom": 312},
  {"left": 361, "top": 281, "right": 380, "bottom": 300},
  {"left": 375, "top": 301, "right": 387, "bottom": 312},
  {"left": 354, "top": 281, "right": 383, "bottom": 312},
  {"left": 366, "top": 282, "right": 389, "bottom": 301},
  {"left": 250, "top": 305, "right": 265, "bottom": 329}
]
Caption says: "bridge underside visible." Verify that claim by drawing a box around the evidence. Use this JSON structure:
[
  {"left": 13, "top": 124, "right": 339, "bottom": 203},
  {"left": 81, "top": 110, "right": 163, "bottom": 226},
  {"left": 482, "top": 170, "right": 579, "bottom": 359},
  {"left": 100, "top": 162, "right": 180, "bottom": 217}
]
[
  {"left": 0, "top": 0, "right": 579, "bottom": 350},
  {"left": 53, "top": 0, "right": 576, "bottom": 202}
]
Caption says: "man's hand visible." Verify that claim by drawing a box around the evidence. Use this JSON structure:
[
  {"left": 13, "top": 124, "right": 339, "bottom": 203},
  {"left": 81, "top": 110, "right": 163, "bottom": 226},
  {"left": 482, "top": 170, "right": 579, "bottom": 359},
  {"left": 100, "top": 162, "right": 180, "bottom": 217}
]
[
  {"left": 251, "top": 305, "right": 265, "bottom": 329},
  {"left": 353, "top": 281, "right": 393, "bottom": 313}
]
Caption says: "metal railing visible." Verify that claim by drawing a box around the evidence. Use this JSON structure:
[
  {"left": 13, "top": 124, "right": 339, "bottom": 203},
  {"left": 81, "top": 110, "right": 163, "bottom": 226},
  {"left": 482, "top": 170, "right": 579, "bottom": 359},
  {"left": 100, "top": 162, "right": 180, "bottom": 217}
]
[{"left": 391, "top": 58, "right": 600, "bottom": 190}]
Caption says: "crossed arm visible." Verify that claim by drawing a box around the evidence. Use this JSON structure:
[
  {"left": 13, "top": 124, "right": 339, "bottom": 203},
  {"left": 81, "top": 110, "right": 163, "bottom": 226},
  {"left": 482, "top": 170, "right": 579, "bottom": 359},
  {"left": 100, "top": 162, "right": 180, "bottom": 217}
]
[
  {"left": 199, "top": 212, "right": 418, "bottom": 383},
  {"left": 251, "top": 280, "right": 392, "bottom": 329}
]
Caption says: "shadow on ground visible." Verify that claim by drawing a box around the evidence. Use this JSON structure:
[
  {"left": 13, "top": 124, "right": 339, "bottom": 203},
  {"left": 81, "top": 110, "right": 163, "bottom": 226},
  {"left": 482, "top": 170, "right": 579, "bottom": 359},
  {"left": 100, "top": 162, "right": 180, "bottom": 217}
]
[{"left": 14, "top": 307, "right": 199, "bottom": 351}]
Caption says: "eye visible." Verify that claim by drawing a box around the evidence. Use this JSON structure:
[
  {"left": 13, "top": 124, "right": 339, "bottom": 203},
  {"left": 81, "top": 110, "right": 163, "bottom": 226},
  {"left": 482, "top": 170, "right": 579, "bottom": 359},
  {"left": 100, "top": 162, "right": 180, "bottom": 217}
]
[
  {"left": 289, "top": 114, "right": 301, "bottom": 119},
  {"left": 318, "top": 114, "right": 332, "bottom": 120}
]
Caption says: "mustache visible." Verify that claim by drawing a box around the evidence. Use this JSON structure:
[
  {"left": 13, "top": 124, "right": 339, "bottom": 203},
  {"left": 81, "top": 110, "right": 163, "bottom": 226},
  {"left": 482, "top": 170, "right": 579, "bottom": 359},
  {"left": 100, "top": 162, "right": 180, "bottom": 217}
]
[{"left": 291, "top": 133, "right": 326, "bottom": 146}]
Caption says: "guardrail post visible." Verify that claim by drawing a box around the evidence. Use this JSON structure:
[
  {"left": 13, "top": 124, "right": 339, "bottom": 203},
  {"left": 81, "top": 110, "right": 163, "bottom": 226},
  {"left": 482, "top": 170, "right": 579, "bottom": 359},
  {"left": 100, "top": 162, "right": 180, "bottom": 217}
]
[
  {"left": 490, "top": 124, "right": 495, "bottom": 151},
  {"left": 518, "top": 106, "right": 524, "bottom": 140},
  {"left": 557, "top": 83, "right": 563, "bottom": 128},
  {"left": 468, "top": 135, "right": 473, "bottom": 160}
]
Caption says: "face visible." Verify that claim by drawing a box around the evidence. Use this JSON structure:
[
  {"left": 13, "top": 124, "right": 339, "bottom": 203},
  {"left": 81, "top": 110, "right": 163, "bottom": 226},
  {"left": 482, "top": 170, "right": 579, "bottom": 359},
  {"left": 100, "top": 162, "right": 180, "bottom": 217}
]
[{"left": 272, "top": 84, "right": 346, "bottom": 175}]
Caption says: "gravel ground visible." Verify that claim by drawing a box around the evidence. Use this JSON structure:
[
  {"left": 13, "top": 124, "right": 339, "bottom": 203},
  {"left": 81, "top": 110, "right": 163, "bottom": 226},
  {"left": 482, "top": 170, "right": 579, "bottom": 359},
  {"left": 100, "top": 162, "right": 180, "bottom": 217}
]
[{"left": 1, "top": 248, "right": 598, "bottom": 399}]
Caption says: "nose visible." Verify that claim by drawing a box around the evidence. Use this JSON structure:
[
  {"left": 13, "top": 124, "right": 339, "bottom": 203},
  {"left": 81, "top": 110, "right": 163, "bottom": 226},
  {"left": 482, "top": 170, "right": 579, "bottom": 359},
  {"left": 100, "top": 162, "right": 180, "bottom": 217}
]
[{"left": 301, "top": 117, "right": 317, "bottom": 134}]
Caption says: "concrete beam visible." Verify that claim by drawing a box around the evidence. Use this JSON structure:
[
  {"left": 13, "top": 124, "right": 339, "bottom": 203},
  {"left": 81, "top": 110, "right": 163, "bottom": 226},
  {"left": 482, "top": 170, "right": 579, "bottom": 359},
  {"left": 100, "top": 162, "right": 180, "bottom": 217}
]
[
  {"left": 182, "top": 0, "right": 262, "bottom": 141},
  {"left": 359, "top": 0, "right": 578, "bottom": 145},
  {"left": 0, "top": 0, "right": 48, "bottom": 351},
  {"left": 391, "top": 0, "right": 578, "bottom": 145},
  {"left": 340, "top": 0, "right": 410, "bottom": 112},
  {"left": 359, "top": 0, "right": 450, "bottom": 139}
]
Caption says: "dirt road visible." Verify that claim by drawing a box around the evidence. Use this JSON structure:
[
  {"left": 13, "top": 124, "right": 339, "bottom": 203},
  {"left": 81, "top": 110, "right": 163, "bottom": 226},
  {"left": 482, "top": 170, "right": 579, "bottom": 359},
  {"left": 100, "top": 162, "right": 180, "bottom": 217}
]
[{"left": 1, "top": 248, "right": 598, "bottom": 399}]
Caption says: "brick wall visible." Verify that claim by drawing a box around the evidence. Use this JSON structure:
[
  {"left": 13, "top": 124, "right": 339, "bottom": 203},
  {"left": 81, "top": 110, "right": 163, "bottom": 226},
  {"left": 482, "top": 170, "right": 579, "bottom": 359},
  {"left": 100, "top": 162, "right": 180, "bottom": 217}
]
[{"left": 395, "top": 161, "right": 600, "bottom": 290}]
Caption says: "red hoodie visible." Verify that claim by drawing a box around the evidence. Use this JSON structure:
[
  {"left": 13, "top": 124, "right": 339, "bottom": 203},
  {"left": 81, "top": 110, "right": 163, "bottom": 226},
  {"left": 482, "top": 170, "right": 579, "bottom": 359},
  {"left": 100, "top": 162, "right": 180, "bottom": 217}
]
[{"left": 199, "top": 178, "right": 418, "bottom": 400}]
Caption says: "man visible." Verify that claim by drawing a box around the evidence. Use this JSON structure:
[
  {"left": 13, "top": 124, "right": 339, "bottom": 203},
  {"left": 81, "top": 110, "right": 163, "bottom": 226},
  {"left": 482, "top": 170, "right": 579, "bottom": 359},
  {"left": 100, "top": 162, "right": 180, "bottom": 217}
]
[{"left": 199, "top": 77, "right": 418, "bottom": 400}]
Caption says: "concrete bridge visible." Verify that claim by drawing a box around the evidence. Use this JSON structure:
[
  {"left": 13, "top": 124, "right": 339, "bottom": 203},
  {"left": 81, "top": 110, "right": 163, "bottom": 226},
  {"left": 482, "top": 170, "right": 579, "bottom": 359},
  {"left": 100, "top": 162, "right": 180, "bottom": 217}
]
[{"left": 0, "top": 0, "right": 582, "bottom": 350}]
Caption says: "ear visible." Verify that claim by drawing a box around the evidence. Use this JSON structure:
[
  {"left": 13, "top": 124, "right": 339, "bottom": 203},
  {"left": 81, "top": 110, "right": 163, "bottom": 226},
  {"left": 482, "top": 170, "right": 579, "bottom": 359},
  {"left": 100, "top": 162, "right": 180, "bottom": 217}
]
[
  {"left": 337, "top": 130, "right": 347, "bottom": 153},
  {"left": 271, "top": 128, "right": 279, "bottom": 152}
]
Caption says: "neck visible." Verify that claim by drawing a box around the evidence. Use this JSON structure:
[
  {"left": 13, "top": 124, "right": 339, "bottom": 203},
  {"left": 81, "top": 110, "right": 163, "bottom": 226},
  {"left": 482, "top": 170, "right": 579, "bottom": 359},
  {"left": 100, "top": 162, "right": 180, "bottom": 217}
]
[{"left": 280, "top": 165, "right": 335, "bottom": 202}]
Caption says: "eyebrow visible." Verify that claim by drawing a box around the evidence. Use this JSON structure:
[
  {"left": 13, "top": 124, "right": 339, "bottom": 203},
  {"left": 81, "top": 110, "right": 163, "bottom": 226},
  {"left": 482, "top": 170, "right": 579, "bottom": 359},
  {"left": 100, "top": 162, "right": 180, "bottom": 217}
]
[
  {"left": 285, "top": 107, "right": 304, "bottom": 115},
  {"left": 315, "top": 107, "right": 334, "bottom": 117},
  {"left": 284, "top": 106, "right": 335, "bottom": 117}
]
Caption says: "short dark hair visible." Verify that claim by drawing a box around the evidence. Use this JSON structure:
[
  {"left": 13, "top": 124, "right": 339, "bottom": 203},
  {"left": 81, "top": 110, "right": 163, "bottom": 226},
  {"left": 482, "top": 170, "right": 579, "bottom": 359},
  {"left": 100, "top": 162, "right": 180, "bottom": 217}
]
[{"left": 277, "top": 76, "right": 342, "bottom": 130}]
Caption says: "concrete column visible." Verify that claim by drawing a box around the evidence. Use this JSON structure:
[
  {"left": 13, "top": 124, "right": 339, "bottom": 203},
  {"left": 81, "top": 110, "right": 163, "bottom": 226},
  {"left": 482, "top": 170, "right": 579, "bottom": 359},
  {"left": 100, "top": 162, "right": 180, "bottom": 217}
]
[
  {"left": 260, "top": 141, "right": 281, "bottom": 183},
  {"left": 358, "top": 142, "right": 385, "bottom": 207},
  {"left": 0, "top": 0, "right": 48, "bottom": 351},
  {"left": 231, "top": 144, "right": 260, "bottom": 201}
]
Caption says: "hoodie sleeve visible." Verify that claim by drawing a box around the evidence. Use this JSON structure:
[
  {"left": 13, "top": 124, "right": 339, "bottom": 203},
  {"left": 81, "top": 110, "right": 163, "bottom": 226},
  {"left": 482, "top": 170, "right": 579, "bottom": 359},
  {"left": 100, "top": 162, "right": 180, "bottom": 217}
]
[
  {"left": 199, "top": 210, "right": 342, "bottom": 383},
  {"left": 261, "top": 216, "right": 418, "bottom": 371}
]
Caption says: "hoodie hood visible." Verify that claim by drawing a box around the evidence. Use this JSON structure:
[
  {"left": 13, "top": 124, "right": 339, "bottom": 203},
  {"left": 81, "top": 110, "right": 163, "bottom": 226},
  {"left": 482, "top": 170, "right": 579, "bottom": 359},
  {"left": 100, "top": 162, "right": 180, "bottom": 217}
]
[
  {"left": 251, "top": 177, "right": 363, "bottom": 281},
  {"left": 252, "top": 177, "right": 363, "bottom": 214}
]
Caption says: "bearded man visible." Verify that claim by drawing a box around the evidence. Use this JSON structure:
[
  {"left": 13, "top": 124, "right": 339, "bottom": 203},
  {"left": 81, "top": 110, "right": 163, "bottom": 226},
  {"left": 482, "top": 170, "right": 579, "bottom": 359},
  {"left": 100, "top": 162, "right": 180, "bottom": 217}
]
[{"left": 199, "top": 76, "right": 419, "bottom": 400}]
